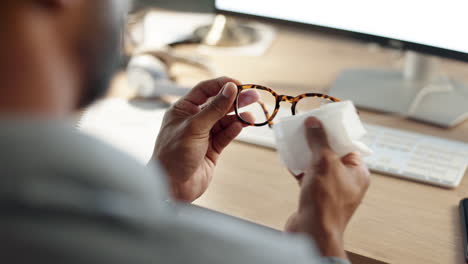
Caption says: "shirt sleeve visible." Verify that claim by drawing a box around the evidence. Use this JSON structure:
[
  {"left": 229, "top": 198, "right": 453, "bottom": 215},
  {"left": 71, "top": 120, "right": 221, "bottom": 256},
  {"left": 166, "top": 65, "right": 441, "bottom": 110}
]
[
  {"left": 171, "top": 203, "right": 350, "bottom": 264},
  {"left": 324, "top": 257, "right": 351, "bottom": 264}
]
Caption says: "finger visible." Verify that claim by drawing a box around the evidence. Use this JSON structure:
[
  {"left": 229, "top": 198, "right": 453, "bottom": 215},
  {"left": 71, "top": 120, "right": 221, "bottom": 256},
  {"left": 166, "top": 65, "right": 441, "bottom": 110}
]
[
  {"left": 192, "top": 82, "right": 238, "bottom": 132},
  {"left": 341, "top": 152, "right": 363, "bottom": 167},
  {"left": 227, "top": 89, "right": 260, "bottom": 114},
  {"left": 182, "top": 76, "right": 241, "bottom": 107},
  {"left": 211, "top": 115, "right": 238, "bottom": 135},
  {"left": 211, "top": 112, "right": 255, "bottom": 135},
  {"left": 204, "top": 89, "right": 259, "bottom": 113},
  {"left": 305, "top": 117, "right": 338, "bottom": 170},
  {"left": 305, "top": 117, "right": 332, "bottom": 153},
  {"left": 210, "top": 121, "right": 243, "bottom": 155},
  {"left": 209, "top": 112, "right": 255, "bottom": 155},
  {"left": 342, "top": 152, "right": 371, "bottom": 183},
  {"left": 341, "top": 152, "right": 370, "bottom": 189},
  {"left": 239, "top": 111, "right": 255, "bottom": 127}
]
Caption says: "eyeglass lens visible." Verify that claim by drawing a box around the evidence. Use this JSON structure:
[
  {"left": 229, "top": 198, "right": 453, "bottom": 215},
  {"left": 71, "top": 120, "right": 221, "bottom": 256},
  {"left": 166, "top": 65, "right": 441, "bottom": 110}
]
[
  {"left": 294, "top": 96, "right": 335, "bottom": 115},
  {"left": 236, "top": 87, "right": 337, "bottom": 126},
  {"left": 236, "top": 88, "right": 276, "bottom": 125}
]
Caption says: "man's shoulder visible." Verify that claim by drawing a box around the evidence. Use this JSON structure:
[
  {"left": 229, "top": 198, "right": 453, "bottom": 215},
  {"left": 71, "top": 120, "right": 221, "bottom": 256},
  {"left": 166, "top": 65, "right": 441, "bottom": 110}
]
[{"left": 0, "top": 120, "right": 169, "bottom": 201}]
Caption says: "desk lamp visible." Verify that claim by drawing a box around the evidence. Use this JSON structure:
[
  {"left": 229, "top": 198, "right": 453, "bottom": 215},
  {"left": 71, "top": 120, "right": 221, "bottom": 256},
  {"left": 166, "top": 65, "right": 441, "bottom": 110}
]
[{"left": 131, "top": 0, "right": 258, "bottom": 47}]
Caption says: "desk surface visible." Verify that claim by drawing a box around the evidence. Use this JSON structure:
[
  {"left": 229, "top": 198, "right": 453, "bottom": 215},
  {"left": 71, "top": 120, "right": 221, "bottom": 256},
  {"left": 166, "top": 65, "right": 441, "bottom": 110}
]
[{"left": 115, "top": 20, "right": 468, "bottom": 264}]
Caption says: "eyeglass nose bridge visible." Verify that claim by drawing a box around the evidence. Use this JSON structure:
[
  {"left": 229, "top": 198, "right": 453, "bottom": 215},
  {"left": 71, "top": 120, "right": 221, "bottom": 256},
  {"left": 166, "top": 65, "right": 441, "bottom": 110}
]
[
  {"left": 277, "top": 95, "right": 299, "bottom": 115},
  {"left": 278, "top": 95, "right": 296, "bottom": 103}
]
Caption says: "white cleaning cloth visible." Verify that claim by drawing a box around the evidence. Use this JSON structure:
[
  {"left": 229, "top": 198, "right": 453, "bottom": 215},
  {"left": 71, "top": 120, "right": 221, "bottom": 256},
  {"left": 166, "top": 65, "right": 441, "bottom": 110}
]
[{"left": 273, "top": 101, "right": 372, "bottom": 173}]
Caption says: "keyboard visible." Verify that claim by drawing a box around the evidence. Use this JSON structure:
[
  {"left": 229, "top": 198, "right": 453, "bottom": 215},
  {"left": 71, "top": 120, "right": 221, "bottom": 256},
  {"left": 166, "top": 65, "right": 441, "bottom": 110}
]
[{"left": 236, "top": 121, "right": 468, "bottom": 188}]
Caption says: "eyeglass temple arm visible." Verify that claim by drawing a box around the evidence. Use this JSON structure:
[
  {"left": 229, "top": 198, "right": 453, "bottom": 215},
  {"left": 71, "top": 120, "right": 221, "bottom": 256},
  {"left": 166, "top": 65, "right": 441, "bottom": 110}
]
[{"left": 258, "top": 101, "right": 274, "bottom": 128}]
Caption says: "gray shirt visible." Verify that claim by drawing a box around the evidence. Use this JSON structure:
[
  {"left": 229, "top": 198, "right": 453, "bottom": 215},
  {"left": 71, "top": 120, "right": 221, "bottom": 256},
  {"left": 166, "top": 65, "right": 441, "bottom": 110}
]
[{"left": 0, "top": 120, "right": 349, "bottom": 264}]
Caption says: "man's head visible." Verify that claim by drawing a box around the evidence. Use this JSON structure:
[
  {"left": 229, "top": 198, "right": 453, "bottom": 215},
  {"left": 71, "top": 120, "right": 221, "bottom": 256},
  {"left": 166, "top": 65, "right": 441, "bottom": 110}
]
[
  {"left": 72, "top": 0, "right": 131, "bottom": 107},
  {"left": 0, "top": 0, "right": 130, "bottom": 115}
]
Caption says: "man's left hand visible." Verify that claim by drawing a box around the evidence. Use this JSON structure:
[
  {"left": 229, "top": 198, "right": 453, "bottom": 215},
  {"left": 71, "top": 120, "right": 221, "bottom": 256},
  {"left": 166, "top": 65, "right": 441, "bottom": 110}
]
[{"left": 152, "top": 77, "right": 258, "bottom": 202}]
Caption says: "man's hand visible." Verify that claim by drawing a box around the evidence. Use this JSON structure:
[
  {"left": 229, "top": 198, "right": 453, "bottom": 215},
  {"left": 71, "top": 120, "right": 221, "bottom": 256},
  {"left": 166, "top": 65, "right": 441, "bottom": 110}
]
[
  {"left": 285, "top": 117, "right": 370, "bottom": 259},
  {"left": 152, "top": 77, "right": 258, "bottom": 202}
]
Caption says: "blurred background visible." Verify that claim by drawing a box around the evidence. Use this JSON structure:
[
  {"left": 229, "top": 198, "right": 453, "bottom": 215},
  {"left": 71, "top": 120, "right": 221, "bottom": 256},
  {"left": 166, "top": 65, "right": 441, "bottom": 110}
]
[{"left": 132, "top": 0, "right": 214, "bottom": 13}]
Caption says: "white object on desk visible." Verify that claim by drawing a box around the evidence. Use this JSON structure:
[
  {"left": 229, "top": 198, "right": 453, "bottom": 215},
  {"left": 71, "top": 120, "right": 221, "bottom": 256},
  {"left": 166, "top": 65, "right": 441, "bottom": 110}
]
[
  {"left": 78, "top": 98, "right": 167, "bottom": 164},
  {"left": 361, "top": 124, "right": 468, "bottom": 188},
  {"left": 127, "top": 55, "right": 191, "bottom": 98},
  {"left": 237, "top": 110, "right": 468, "bottom": 188}
]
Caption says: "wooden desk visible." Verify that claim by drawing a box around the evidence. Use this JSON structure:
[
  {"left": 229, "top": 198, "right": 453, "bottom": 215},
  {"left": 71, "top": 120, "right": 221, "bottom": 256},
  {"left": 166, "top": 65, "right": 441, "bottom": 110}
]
[
  {"left": 187, "top": 24, "right": 468, "bottom": 263},
  {"left": 115, "top": 21, "right": 468, "bottom": 263}
]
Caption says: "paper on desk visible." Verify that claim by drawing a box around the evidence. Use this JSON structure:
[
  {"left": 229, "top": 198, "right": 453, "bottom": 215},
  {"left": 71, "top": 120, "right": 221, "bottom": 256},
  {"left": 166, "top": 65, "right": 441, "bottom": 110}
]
[
  {"left": 137, "top": 10, "right": 276, "bottom": 57},
  {"left": 78, "top": 98, "right": 167, "bottom": 164}
]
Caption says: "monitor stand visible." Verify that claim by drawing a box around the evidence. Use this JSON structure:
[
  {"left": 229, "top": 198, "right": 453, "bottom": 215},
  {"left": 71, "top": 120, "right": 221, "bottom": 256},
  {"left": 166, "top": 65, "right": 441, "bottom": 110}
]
[{"left": 330, "top": 51, "right": 468, "bottom": 127}]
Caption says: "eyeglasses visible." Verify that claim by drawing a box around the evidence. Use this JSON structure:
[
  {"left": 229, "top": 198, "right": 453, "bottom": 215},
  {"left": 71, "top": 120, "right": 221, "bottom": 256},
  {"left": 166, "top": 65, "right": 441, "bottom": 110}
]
[{"left": 234, "top": 84, "right": 341, "bottom": 127}]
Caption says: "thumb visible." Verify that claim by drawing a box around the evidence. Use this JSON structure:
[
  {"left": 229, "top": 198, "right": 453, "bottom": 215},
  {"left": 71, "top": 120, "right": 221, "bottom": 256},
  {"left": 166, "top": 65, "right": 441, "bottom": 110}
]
[
  {"left": 192, "top": 82, "right": 238, "bottom": 131},
  {"left": 305, "top": 117, "right": 332, "bottom": 155}
]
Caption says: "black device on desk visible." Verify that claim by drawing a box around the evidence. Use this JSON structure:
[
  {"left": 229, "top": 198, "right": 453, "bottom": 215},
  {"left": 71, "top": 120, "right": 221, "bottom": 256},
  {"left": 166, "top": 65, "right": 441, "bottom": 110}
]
[{"left": 460, "top": 198, "right": 468, "bottom": 262}]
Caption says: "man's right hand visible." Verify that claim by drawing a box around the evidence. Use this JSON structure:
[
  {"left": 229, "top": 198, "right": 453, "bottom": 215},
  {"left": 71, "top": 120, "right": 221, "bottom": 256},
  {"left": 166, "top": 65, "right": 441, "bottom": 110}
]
[{"left": 285, "top": 117, "right": 370, "bottom": 260}]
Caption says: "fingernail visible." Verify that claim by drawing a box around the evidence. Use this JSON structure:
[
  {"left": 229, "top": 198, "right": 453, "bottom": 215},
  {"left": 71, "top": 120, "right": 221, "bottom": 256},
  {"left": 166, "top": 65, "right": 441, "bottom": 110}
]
[
  {"left": 222, "top": 82, "right": 236, "bottom": 98},
  {"left": 305, "top": 117, "right": 321, "bottom": 128}
]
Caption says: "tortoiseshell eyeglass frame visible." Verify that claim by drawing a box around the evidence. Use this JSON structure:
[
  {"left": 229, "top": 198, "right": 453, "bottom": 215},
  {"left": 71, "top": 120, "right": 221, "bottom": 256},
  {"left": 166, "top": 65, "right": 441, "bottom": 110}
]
[{"left": 234, "top": 84, "right": 341, "bottom": 128}]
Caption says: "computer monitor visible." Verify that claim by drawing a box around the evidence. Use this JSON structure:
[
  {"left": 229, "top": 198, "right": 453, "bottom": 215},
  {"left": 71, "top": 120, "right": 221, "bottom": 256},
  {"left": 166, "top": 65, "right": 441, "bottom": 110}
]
[{"left": 215, "top": 0, "right": 468, "bottom": 127}]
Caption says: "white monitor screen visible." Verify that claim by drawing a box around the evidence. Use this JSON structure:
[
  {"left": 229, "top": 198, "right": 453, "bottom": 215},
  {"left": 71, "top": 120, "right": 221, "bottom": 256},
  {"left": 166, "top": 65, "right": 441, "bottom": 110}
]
[{"left": 216, "top": 0, "right": 468, "bottom": 55}]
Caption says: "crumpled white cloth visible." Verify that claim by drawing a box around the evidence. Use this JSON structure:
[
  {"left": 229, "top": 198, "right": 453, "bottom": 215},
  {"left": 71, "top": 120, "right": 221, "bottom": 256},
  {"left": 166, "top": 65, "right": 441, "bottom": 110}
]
[{"left": 273, "top": 101, "right": 372, "bottom": 173}]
